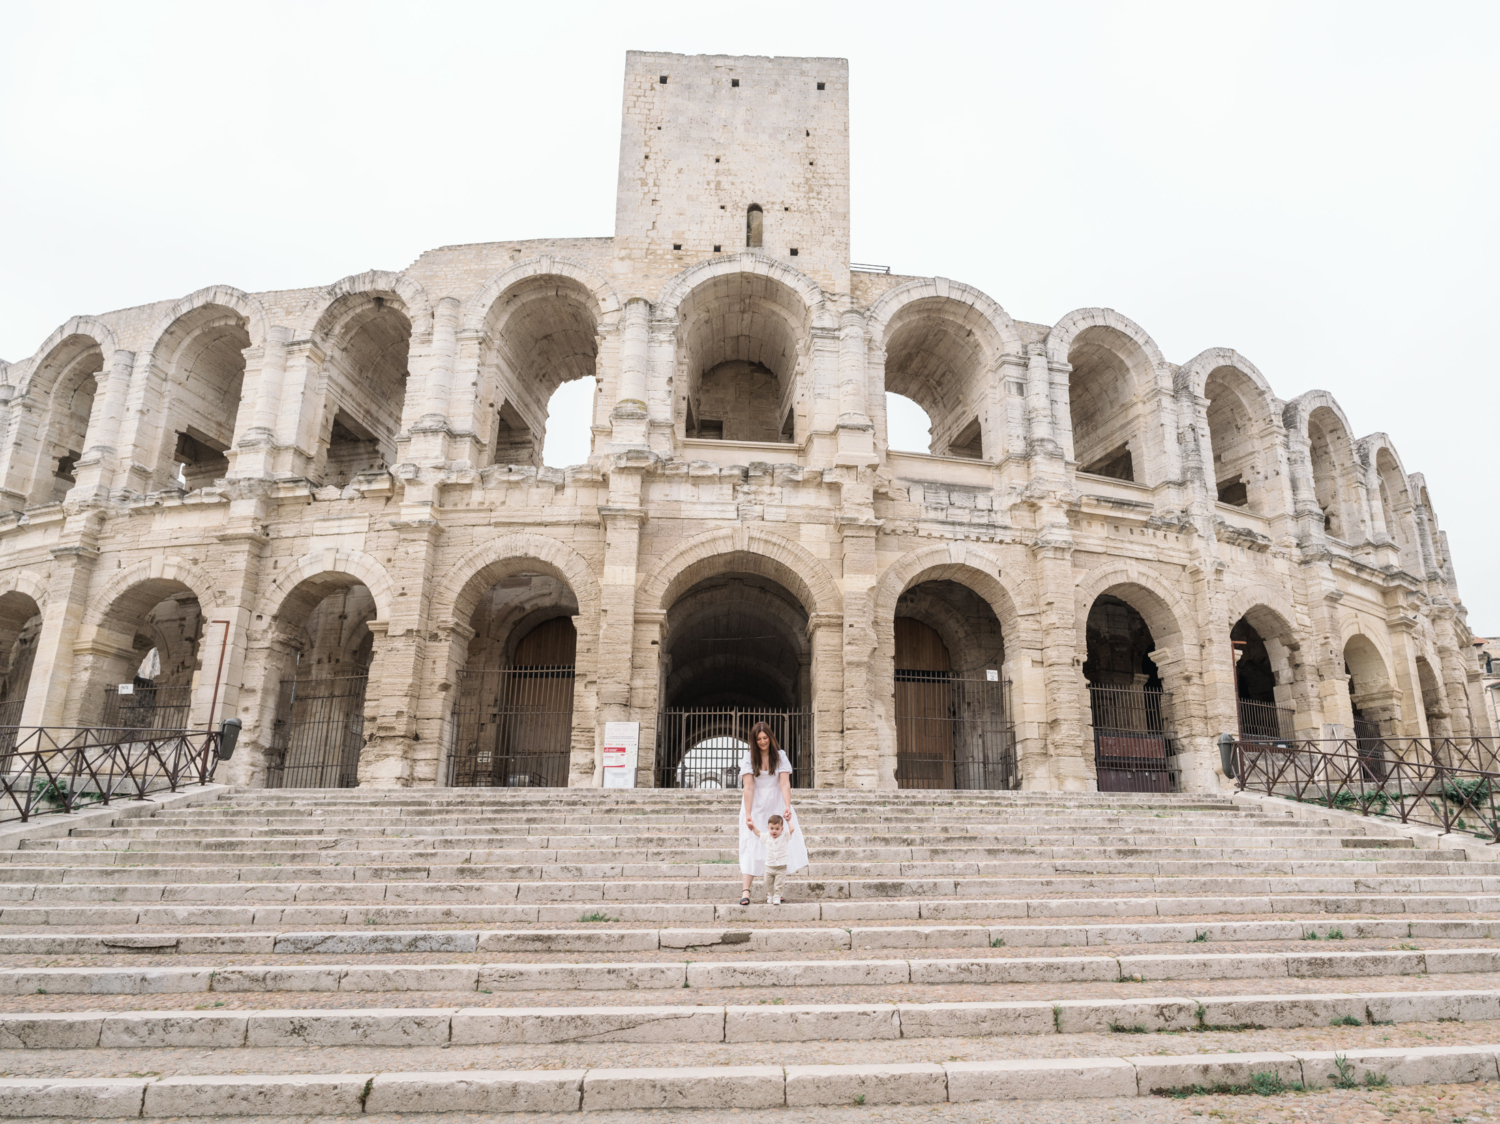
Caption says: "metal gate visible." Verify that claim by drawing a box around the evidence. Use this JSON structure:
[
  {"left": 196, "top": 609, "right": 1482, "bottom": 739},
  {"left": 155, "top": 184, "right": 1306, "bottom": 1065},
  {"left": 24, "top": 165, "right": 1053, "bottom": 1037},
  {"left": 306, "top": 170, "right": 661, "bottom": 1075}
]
[
  {"left": 1090, "top": 684, "right": 1181, "bottom": 793},
  {"left": 1236, "top": 698, "right": 1295, "bottom": 742},
  {"left": 447, "top": 666, "right": 575, "bottom": 788},
  {"left": 100, "top": 680, "right": 192, "bottom": 731},
  {"left": 895, "top": 672, "right": 1015, "bottom": 790},
  {"left": 654, "top": 707, "right": 813, "bottom": 790},
  {"left": 265, "top": 674, "right": 368, "bottom": 789}
]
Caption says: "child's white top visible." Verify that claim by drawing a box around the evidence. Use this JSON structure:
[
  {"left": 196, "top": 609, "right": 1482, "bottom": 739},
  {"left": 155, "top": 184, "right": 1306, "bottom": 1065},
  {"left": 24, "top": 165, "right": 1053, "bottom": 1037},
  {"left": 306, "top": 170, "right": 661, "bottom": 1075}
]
[{"left": 764, "top": 830, "right": 791, "bottom": 866}]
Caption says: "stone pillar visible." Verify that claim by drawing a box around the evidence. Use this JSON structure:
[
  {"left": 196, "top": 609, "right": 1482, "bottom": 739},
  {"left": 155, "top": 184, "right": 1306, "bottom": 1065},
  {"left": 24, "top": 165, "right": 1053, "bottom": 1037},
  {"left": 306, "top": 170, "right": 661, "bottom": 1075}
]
[
  {"left": 230, "top": 326, "right": 290, "bottom": 479},
  {"left": 629, "top": 608, "right": 665, "bottom": 787},
  {"left": 598, "top": 491, "right": 644, "bottom": 785},
  {"left": 358, "top": 515, "right": 442, "bottom": 786},
  {"left": 1026, "top": 345, "right": 1059, "bottom": 457},
  {"left": 835, "top": 310, "right": 875, "bottom": 466},
  {"left": 1033, "top": 542, "right": 1089, "bottom": 789},
  {"left": 808, "top": 612, "right": 846, "bottom": 787},
  {"left": 25, "top": 537, "right": 102, "bottom": 728},
  {"left": 611, "top": 299, "right": 650, "bottom": 448},
  {"left": 403, "top": 299, "right": 458, "bottom": 465},
  {"left": 68, "top": 349, "right": 135, "bottom": 502},
  {"left": 837, "top": 520, "right": 877, "bottom": 789},
  {"left": 228, "top": 621, "right": 302, "bottom": 788}
]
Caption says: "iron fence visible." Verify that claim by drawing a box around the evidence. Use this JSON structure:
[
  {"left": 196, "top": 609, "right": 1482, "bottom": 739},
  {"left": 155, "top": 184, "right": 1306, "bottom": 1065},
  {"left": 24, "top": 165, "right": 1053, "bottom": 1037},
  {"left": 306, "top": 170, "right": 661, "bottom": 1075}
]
[
  {"left": 265, "top": 675, "right": 368, "bottom": 789},
  {"left": 1089, "top": 684, "right": 1181, "bottom": 793},
  {"left": 1234, "top": 735, "right": 1500, "bottom": 842},
  {"left": 101, "top": 681, "right": 192, "bottom": 731},
  {"left": 0, "top": 725, "right": 220, "bottom": 825},
  {"left": 894, "top": 672, "right": 1015, "bottom": 790},
  {"left": 654, "top": 707, "right": 814, "bottom": 790},
  {"left": 448, "top": 667, "right": 575, "bottom": 788},
  {"left": 1237, "top": 698, "right": 1296, "bottom": 741}
]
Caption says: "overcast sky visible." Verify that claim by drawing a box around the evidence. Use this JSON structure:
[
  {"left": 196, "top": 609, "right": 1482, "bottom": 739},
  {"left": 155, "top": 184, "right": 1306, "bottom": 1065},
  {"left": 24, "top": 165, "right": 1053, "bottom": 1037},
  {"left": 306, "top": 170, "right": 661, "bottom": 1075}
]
[{"left": 1, "top": 1, "right": 1495, "bottom": 630}]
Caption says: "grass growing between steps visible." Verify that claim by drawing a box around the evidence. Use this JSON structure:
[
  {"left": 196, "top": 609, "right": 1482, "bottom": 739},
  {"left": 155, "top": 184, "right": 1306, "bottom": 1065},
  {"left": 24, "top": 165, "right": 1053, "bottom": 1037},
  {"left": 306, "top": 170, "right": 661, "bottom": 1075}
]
[
  {"left": 1154, "top": 1071, "right": 1304, "bottom": 1098},
  {"left": 579, "top": 911, "right": 618, "bottom": 923}
]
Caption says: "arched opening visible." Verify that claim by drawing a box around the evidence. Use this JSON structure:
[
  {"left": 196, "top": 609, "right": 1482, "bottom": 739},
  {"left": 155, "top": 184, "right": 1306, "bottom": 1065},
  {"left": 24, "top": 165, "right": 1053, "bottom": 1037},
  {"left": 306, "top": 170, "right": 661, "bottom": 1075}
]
[
  {"left": 77, "top": 580, "right": 202, "bottom": 730},
  {"left": 1342, "top": 634, "right": 1397, "bottom": 777},
  {"left": 1204, "top": 367, "right": 1270, "bottom": 511},
  {"left": 1231, "top": 617, "right": 1293, "bottom": 739},
  {"left": 1307, "top": 406, "right": 1354, "bottom": 540},
  {"left": 892, "top": 580, "right": 1011, "bottom": 789},
  {"left": 25, "top": 337, "right": 102, "bottom": 506},
  {"left": 157, "top": 307, "right": 250, "bottom": 491},
  {"left": 1083, "top": 593, "right": 1177, "bottom": 791},
  {"left": 479, "top": 276, "right": 599, "bottom": 468},
  {"left": 883, "top": 392, "right": 933, "bottom": 453},
  {"left": 1414, "top": 654, "right": 1448, "bottom": 739},
  {"left": 677, "top": 272, "right": 805, "bottom": 445},
  {"left": 655, "top": 570, "right": 812, "bottom": 789},
  {"left": 541, "top": 378, "right": 596, "bottom": 467},
  {"left": 0, "top": 592, "right": 42, "bottom": 727},
  {"left": 317, "top": 297, "right": 411, "bottom": 487},
  {"left": 449, "top": 571, "right": 579, "bottom": 787},
  {"left": 881, "top": 298, "right": 996, "bottom": 459},
  {"left": 264, "top": 576, "right": 375, "bottom": 788},
  {"left": 1374, "top": 448, "right": 1417, "bottom": 570},
  {"left": 1069, "top": 328, "right": 1149, "bottom": 482},
  {"left": 746, "top": 204, "right": 764, "bottom": 249}
]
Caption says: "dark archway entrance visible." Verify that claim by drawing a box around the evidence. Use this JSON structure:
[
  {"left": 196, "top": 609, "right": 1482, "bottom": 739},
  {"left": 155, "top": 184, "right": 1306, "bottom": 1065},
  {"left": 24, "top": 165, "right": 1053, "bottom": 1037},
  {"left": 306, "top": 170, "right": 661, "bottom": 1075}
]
[
  {"left": 449, "top": 573, "right": 579, "bottom": 789},
  {"left": 1084, "top": 593, "right": 1178, "bottom": 792},
  {"left": 892, "top": 580, "right": 1013, "bottom": 790},
  {"left": 654, "top": 572, "right": 812, "bottom": 789},
  {"left": 1232, "top": 617, "right": 1293, "bottom": 740}
]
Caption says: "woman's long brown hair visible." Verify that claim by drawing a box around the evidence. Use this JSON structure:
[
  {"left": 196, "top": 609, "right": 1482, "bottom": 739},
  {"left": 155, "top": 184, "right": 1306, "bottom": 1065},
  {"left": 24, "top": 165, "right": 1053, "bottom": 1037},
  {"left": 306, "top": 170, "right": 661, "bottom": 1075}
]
[{"left": 746, "top": 721, "right": 783, "bottom": 776}]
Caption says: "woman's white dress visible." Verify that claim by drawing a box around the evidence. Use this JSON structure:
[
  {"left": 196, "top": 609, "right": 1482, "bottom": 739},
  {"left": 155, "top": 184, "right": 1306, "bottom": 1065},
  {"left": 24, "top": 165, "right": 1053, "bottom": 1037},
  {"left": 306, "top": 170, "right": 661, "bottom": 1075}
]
[{"left": 738, "top": 749, "right": 810, "bottom": 876}]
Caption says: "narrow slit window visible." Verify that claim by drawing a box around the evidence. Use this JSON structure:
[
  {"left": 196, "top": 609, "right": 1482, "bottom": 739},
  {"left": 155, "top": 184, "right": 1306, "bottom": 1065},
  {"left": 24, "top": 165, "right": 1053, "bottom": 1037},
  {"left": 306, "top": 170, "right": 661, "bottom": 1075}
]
[{"left": 746, "top": 204, "right": 763, "bottom": 248}]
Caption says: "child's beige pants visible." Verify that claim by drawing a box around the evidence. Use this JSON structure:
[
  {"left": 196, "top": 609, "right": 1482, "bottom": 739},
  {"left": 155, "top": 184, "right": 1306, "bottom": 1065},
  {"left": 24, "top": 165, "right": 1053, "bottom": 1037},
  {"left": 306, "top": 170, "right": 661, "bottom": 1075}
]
[{"left": 765, "top": 864, "right": 788, "bottom": 900}]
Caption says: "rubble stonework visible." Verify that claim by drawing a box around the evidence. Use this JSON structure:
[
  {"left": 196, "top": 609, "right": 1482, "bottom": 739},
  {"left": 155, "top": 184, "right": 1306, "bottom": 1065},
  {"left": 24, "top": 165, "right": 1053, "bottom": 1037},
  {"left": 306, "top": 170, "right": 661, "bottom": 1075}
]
[{"left": 0, "top": 51, "right": 1485, "bottom": 792}]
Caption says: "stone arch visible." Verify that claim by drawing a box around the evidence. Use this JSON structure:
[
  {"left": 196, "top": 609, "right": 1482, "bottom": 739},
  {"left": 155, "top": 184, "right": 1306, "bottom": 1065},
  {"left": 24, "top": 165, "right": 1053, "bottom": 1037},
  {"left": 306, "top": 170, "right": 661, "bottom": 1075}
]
[
  {"left": 1073, "top": 561, "right": 1194, "bottom": 654},
  {"left": 1049, "top": 308, "right": 1169, "bottom": 484},
  {"left": 462, "top": 257, "right": 621, "bottom": 336},
  {"left": 310, "top": 271, "right": 434, "bottom": 339},
  {"left": 870, "top": 542, "right": 1030, "bottom": 652},
  {"left": 1225, "top": 586, "right": 1299, "bottom": 649},
  {"left": 140, "top": 285, "right": 269, "bottom": 357},
  {"left": 83, "top": 556, "right": 220, "bottom": 632},
  {"left": 866, "top": 280, "right": 1023, "bottom": 461},
  {"left": 656, "top": 253, "right": 834, "bottom": 329},
  {"left": 17, "top": 316, "right": 118, "bottom": 400},
  {"left": 1184, "top": 350, "right": 1284, "bottom": 514},
  {"left": 635, "top": 526, "right": 841, "bottom": 620},
  {"left": 435, "top": 533, "right": 602, "bottom": 629},
  {"left": 1178, "top": 347, "right": 1276, "bottom": 406},
  {"left": 1286, "top": 390, "right": 1362, "bottom": 541},
  {"left": 0, "top": 570, "right": 49, "bottom": 614},
  {"left": 260, "top": 549, "right": 395, "bottom": 627}
]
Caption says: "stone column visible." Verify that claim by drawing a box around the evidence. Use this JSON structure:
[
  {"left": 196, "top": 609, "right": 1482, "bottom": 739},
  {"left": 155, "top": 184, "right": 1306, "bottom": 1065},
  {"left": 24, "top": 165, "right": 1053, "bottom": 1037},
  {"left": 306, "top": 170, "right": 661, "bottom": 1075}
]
[
  {"left": 611, "top": 299, "right": 650, "bottom": 448},
  {"left": 835, "top": 310, "right": 875, "bottom": 466},
  {"left": 598, "top": 491, "right": 644, "bottom": 784},
  {"left": 229, "top": 326, "right": 289, "bottom": 479},
  {"left": 837, "top": 520, "right": 877, "bottom": 789},
  {"left": 1034, "top": 541, "right": 1089, "bottom": 790},
  {"left": 68, "top": 349, "right": 135, "bottom": 502},
  {"left": 25, "top": 537, "right": 102, "bottom": 728},
  {"left": 228, "top": 620, "right": 302, "bottom": 787},
  {"left": 808, "top": 611, "right": 846, "bottom": 787},
  {"left": 404, "top": 298, "right": 459, "bottom": 465},
  {"left": 1025, "top": 345, "right": 1059, "bottom": 458}
]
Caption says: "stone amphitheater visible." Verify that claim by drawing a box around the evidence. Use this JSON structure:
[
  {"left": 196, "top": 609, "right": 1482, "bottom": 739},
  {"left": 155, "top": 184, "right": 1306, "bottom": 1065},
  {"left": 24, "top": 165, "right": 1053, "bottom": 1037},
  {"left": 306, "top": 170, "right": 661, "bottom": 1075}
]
[{"left": 0, "top": 50, "right": 1496, "bottom": 1116}]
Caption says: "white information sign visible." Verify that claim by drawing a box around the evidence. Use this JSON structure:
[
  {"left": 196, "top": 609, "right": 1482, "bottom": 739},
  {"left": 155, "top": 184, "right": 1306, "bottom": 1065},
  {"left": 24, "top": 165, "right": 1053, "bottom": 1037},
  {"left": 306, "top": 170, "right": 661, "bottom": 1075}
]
[
  {"left": 117, "top": 683, "right": 135, "bottom": 695},
  {"left": 602, "top": 721, "right": 640, "bottom": 788}
]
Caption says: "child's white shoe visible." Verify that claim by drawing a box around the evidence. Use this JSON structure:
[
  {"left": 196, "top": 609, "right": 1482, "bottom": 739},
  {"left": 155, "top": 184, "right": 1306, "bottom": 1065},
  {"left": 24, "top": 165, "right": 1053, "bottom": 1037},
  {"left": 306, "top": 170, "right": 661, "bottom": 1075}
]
[{"left": 771, "top": 894, "right": 782, "bottom": 905}]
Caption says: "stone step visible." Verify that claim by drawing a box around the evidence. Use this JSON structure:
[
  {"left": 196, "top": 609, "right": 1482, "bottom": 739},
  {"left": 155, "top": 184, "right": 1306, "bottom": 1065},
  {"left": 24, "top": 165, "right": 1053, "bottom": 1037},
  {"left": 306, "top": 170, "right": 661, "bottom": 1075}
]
[
  {"left": 1, "top": 1044, "right": 1494, "bottom": 1115},
  {"left": 7, "top": 989, "right": 1500, "bottom": 1050},
  {"left": 0, "top": 918, "right": 1495, "bottom": 959},
  {"left": 6, "top": 891, "right": 1498, "bottom": 927},
  {"left": 6, "top": 948, "right": 1500, "bottom": 994}
]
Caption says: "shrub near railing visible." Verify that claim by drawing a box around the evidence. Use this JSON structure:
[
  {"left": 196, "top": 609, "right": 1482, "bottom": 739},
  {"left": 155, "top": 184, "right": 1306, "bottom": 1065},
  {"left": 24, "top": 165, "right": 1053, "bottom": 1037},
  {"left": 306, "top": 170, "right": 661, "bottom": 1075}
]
[
  {"left": 0, "top": 726, "right": 224, "bottom": 825},
  {"left": 1233, "top": 736, "right": 1500, "bottom": 843}
]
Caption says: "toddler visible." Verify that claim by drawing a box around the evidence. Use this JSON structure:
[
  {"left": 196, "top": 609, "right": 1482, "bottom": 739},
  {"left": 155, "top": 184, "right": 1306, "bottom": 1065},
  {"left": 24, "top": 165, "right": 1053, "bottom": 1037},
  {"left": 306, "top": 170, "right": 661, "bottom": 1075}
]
[{"left": 763, "top": 814, "right": 790, "bottom": 904}]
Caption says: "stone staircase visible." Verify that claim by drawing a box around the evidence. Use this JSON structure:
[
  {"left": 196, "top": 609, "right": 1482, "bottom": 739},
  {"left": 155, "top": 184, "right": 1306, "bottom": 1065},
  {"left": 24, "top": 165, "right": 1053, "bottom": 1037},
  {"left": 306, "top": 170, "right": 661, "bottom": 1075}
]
[{"left": 2, "top": 787, "right": 1499, "bottom": 1117}]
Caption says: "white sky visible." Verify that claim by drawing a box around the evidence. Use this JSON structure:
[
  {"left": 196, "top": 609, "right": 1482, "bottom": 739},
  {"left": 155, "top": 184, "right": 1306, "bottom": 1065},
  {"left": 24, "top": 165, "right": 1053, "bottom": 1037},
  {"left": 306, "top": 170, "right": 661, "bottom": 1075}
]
[{"left": 1, "top": 1, "right": 1495, "bottom": 629}]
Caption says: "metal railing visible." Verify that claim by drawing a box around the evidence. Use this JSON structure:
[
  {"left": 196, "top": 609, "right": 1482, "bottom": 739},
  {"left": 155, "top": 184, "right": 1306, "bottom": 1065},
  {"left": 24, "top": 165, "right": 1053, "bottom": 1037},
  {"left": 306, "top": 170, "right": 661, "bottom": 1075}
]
[
  {"left": 1089, "top": 685, "right": 1181, "bottom": 793},
  {"left": 448, "top": 666, "right": 576, "bottom": 788},
  {"left": 1234, "top": 736, "right": 1500, "bottom": 842},
  {"left": 1237, "top": 698, "right": 1296, "bottom": 741},
  {"left": 895, "top": 673, "right": 1015, "bottom": 790},
  {"left": 0, "top": 725, "right": 221, "bottom": 825},
  {"left": 654, "top": 707, "right": 814, "bottom": 790}
]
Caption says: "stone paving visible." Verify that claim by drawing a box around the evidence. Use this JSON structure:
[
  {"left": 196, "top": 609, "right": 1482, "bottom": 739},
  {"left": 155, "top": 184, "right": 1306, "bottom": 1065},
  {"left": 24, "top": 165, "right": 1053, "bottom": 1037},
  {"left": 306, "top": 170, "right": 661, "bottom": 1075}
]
[{"left": 1, "top": 787, "right": 1499, "bottom": 1116}]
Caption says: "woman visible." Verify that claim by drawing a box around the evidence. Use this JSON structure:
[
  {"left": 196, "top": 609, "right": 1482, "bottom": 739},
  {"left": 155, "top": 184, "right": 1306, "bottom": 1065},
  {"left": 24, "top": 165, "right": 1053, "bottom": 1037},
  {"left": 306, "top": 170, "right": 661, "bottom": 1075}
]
[{"left": 738, "top": 721, "right": 809, "bottom": 905}]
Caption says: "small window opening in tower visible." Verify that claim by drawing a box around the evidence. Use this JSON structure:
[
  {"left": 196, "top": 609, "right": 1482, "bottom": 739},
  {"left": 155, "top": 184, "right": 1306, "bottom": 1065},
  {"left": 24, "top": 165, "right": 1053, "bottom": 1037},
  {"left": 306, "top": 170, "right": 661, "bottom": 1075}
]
[
  {"left": 673, "top": 243, "right": 682, "bottom": 251},
  {"left": 715, "top": 157, "right": 720, "bottom": 163},
  {"left": 746, "top": 204, "right": 764, "bottom": 248},
  {"left": 713, "top": 245, "right": 721, "bottom": 253},
  {"left": 817, "top": 82, "right": 825, "bottom": 90},
  {"left": 789, "top": 248, "right": 799, "bottom": 256},
  {"left": 731, "top": 78, "right": 739, "bottom": 87},
  {"left": 659, "top": 75, "right": 668, "bottom": 84}
]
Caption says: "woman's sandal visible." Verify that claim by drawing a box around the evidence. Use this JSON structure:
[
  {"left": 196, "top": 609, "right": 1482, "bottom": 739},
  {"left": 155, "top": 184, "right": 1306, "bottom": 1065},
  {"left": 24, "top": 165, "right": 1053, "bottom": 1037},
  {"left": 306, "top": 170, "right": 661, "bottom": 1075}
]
[{"left": 739, "top": 893, "right": 751, "bottom": 906}]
